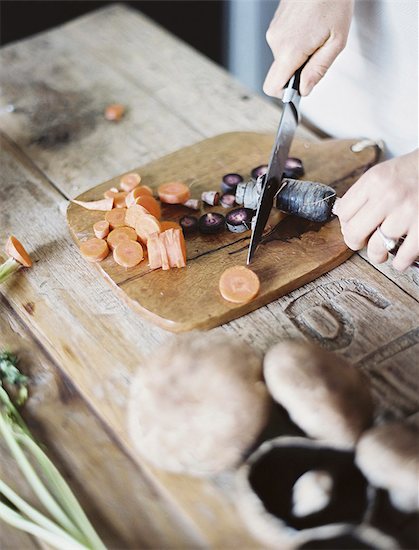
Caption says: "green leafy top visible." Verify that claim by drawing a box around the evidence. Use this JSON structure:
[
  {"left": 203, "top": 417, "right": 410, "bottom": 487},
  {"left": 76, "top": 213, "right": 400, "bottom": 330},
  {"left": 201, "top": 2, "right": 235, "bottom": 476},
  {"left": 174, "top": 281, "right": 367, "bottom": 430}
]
[{"left": 0, "top": 351, "right": 28, "bottom": 405}]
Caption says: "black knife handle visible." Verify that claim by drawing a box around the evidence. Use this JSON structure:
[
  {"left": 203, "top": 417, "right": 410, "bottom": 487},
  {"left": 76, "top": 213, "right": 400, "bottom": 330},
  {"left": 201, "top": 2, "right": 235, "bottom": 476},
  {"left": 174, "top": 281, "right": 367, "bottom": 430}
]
[{"left": 285, "top": 60, "right": 309, "bottom": 95}]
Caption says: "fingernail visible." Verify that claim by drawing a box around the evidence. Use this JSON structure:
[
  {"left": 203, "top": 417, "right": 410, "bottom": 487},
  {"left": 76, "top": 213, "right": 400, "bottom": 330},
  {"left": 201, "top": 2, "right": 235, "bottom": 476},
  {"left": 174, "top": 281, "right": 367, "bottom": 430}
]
[{"left": 332, "top": 198, "right": 341, "bottom": 215}]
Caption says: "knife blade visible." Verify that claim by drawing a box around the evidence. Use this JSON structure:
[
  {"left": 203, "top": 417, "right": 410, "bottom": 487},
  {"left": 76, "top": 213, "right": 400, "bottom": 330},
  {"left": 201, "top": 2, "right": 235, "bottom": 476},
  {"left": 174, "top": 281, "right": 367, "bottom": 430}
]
[{"left": 247, "top": 66, "right": 304, "bottom": 264}]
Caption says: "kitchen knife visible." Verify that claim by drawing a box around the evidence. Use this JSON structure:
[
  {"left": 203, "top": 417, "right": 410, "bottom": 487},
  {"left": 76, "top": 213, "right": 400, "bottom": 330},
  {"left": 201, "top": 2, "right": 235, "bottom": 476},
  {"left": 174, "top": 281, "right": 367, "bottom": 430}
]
[{"left": 247, "top": 64, "right": 305, "bottom": 264}]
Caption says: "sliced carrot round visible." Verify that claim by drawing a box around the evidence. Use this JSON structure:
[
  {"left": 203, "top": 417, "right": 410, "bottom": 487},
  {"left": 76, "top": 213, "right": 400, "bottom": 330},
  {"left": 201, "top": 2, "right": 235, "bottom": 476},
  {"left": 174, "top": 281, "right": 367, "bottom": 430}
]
[
  {"left": 125, "top": 204, "right": 149, "bottom": 228},
  {"left": 113, "top": 191, "right": 128, "bottom": 208},
  {"left": 80, "top": 238, "right": 109, "bottom": 263},
  {"left": 93, "top": 220, "right": 110, "bottom": 239},
  {"left": 125, "top": 186, "right": 154, "bottom": 207},
  {"left": 113, "top": 240, "right": 144, "bottom": 268},
  {"left": 157, "top": 181, "right": 191, "bottom": 204},
  {"left": 105, "top": 208, "right": 127, "bottom": 229},
  {"left": 134, "top": 215, "right": 161, "bottom": 244},
  {"left": 160, "top": 220, "right": 182, "bottom": 232},
  {"left": 219, "top": 266, "right": 260, "bottom": 304},
  {"left": 135, "top": 195, "right": 161, "bottom": 219},
  {"left": 5, "top": 236, "right": 32, "bottom": 267},
  {"left": 107, "top": 227, "right": 138, "bottom": 250},
  {"left": 120, "top": 173, "right": 141, "bottom": 192}
]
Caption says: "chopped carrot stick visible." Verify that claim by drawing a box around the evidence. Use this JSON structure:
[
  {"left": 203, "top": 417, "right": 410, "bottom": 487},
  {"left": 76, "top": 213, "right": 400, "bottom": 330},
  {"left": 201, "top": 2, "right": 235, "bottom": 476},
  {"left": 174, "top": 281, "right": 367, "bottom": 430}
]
[
  {"left": 158, "top": 234, "right": 170, "bottom": 271},
  {"left": 107, "top": 227, "right": 137, "bottom": 250},
  {"left": 113, "top": 192, "right": 128, "bottom": 208},
  {"left": 160, "top": 221, "right": 182, "bottom": 232},
  {"left": 125, "top": 204, "right": 149, "bottom": 228},
  {"left": 157, "top": 181, "right": 191, "bottom": 204},
  {"left": 72, "top": 197, "right": 113, "bottom": 211},
  {"left": 219, "top": 266, "right": 260, "bottom": 304},
  {"left": 105, "top": 208, "right": 127, "bottom": 229},
  {"left": 134, "top": 215, "right": 161, "bottom": 244},
  {"left": 105, "top": 103, "right": 125, "bottom": 121},
  {"left": 104, "top": 188, "right": 119, "bottom": 199},
  {"left": 120, "top": 173, "right": 141, "bottom": 192},
  {"left": 160, "top": 229, "right": 186, "bottom": 269},
  {"left": 125, "top": 186, "right": 154, "bottom": 207},
  {"left": 113, "top": 241, "right": 144, "bottom": 268},
  {"left": 5, "top": 236, "right": 32, "bottom": 267},
  {"left": 93, "top": 220, "right": 110, "bottom": 239},
  {"left": 147, "top": 233, "right": 162, "bottom": 269},
  {"left": 80, "top": 238, "right": 109, "bottom": 262},
  {"left": 135, "top": 195, "right": 161, "bottom": 219}
]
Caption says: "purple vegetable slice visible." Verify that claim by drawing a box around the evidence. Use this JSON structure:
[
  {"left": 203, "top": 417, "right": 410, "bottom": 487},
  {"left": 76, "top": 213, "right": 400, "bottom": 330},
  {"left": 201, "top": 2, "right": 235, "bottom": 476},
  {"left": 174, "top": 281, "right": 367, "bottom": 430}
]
[
  {"left": 221, "top": 173, "right": 243, "bottom": 194},
  {"left": 284, "top": 157, "right": 305, "bottom": 179},
  {"left": 179, "top": 215, "right": 199, "bottom": 235},
  {"left": 198, "top": 212, "right": 225, "bottom": 234},
  {"left": 225, "top": 208, "right": 254, "bottom": 233},
  {"left": 251, "top": 165, "right": 268, "bottom": 180},
  {"left": 220, "top": 193, "right": 236, "bottom": 208}
]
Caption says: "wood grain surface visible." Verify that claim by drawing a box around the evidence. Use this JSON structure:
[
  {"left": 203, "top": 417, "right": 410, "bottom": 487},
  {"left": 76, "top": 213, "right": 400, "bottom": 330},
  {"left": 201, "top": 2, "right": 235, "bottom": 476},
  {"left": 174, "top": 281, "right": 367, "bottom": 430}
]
[
  {"left": 67, "top": 133, "right": 378, "bottom": 331},
  {"left": 0, "top": 4, "right": 418, "bottom": 548}
]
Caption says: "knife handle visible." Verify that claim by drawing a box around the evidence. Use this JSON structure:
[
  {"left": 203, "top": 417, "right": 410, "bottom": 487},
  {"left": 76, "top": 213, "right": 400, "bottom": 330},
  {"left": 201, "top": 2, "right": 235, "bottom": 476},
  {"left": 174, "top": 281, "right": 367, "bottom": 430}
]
[{"left": 284, "top": 60, "right": 309, "bottom": 100}]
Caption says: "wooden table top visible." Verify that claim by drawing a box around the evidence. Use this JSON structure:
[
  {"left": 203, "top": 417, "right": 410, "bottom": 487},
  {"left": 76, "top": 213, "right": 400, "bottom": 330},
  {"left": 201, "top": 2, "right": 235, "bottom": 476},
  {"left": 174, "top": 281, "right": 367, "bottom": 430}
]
[{"left": 1, "top": 5, "right": 418, "bottom": 549}]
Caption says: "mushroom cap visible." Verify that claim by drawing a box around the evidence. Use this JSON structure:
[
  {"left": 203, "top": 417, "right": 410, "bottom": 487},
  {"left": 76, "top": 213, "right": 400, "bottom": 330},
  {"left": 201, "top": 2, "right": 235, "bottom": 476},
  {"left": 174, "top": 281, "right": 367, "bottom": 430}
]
[
  {"left": 263, "top": 341, "right": 374, "bottom": 448},
  {"left": 356, "top": 421, "right": 419, "bottom": 513},
  {"left": 127, "top": 332, "right": 270, "bottom": 476}
]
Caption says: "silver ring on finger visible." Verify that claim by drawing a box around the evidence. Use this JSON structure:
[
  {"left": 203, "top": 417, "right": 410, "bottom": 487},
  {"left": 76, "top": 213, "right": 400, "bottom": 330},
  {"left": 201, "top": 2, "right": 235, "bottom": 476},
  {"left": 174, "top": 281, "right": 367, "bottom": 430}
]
[{"left": 377, "top": 226, "right": 398, "bottom": 252}]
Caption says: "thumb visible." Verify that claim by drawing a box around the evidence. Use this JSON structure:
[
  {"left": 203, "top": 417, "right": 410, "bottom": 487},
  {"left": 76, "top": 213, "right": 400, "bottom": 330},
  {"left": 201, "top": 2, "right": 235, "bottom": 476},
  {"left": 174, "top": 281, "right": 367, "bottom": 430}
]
[{"left": 299, "top": 37, "right": 345, "bottom": 96}]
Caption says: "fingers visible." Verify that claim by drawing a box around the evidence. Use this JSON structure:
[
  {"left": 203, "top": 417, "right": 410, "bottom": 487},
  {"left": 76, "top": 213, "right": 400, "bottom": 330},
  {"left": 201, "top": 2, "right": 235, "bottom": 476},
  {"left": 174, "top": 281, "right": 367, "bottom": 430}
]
[
  {"left": 367, "top": 230, "right": 389, "bottom": 264},
  {"left": 340, "top": 201, "right": 387, "bottom": 250},
  {"left": 264, "top": 52, "right": 308, "bottom": 97},
  {"left": 392, "top": 226, "right": 419, "bottom": 271}
]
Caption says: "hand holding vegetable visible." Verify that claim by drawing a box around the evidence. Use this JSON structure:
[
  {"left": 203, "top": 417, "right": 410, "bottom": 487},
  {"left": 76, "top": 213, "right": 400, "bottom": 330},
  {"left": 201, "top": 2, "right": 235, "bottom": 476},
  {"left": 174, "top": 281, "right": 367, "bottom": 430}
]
[
  {"left": 334, "top": 149, "right": 419, "bottom": 271},
  {"left": 263, "top": 0, "right": 353, "bottom": 97}
]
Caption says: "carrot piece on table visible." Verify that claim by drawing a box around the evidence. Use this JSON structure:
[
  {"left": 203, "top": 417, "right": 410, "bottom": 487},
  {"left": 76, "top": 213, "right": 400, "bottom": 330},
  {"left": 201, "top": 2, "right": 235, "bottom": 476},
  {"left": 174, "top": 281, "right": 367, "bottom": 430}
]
[
  {"left": 105, "top": 103, "right": 125, "bottom": 121},
  {"left": 135, "top": 195, "right": 161, "bottom": 219},
  {"left": 120, "top": 173, "right": 141, "bottom": 192},
  {"left": 135, "top": 215, "right": 161, "bottom": 244},
  {"left": 105, "top": 208, "right": 127, "bottom": 229},
  {"left": 147, "top": 233, "right": 162, "bottom": 269},
  {"left": 80, "top": 238, "right": 109, "bottom": 263},
  {"left": 104, "top": 188, "right": 119, "bottom": 199},
  {"left": 157, "top": 181, "right": 191, "bottom": 204},
  {"left": 219, "top": 266, "right": 260, "bottom": 304},
  {"left": 5, "top": 236, "right": 32, "bottom": 267},
  {"left": 113, "top": 241, "right": 144, "bottom": 268},
  {"left": 113, "top": 192, "right": 128, "bottom": 208},
  {"left": 160, "top": 220, "right": 181, "bottom": 232},
  {"left": 125, "top": 204, "right": 149, "bottom": 228},
  {"left": 125, "top": 186, "right": 154, "bottom": 207},
  {"left": 107, "top": 227, "right": 137, "bottom": 250},
  {"left": 160, "top": 229, "right": 186, "bottom": 269},
  {"left": 72, "top": 197, "right": 114, "bottom": 211},
  {"left": 93, "top": 220, "right": 110, "bottom": 239}
]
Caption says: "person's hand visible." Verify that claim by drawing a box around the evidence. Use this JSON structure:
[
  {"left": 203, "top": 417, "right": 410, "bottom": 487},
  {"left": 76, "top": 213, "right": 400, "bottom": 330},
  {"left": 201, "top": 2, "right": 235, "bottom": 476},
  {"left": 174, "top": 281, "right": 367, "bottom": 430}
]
[
  {"left": 333, "top": 150, "right": 419, "bottom": 271},
  {"left": 264, "top": 0, "right": 354, "bottom": 97}
]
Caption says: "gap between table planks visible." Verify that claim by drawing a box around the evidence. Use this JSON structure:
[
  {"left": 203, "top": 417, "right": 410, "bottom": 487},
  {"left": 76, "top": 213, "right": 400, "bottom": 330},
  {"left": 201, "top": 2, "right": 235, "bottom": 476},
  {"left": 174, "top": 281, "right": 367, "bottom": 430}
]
[{"left": 67, "top": 132, "right": 379, "bottom": 332}]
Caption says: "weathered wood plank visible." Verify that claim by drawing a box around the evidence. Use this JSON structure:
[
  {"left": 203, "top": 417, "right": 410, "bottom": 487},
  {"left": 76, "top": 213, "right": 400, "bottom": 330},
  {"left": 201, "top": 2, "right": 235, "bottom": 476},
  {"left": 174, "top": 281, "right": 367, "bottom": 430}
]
[
  {"left": 0, "top": 524, "right": 40, "bottom": 550},
  {"left": 0, "top": 297, "right": 204, "bottom": 549}
]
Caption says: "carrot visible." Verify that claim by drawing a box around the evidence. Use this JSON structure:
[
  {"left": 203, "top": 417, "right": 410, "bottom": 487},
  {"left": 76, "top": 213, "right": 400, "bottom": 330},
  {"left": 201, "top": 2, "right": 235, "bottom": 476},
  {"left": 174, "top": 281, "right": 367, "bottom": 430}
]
[
  {"left": 160, "top": 229, "right": 186, "bottom": 268},
  {"left": 158, "top": 234, "right": 170, "bottom": 271},
  {"left": 147, "top": 233, "right": 162, "bottom": 269},
  {"left": 107, "top": 227, "right": 138, "bottom": 250},
  {"left": 105, "top": 103, "right": 125, "bottom": 121},
  {"left": 72, "top": 197, "right": 113, "bottom": 211},
  {"left": 93, "top": 220, "right": 110, "bottom": 239},
  {"left": 113, "top": 192, "right": 128, "bottom": 208},
  {"left": 219, "top": 266, "right": 260, "bottom": 304},
  {"left": 125, "top": 186, "right": 154, "bottom": 208},
  {"left": 105, "top": 208, "right": 128, "bottom": 229},
  {"left": 120, "top": 173, "right": 141, "bottom": 192},
  {"left": 104, "top": 187, "right": 119, "bottom": 199},
  {"left": 125, "top": 204, "right": 149, "bottom": 228},
  {"left": 113, "top": 241, "right": 144, "bottom": 268},
  {"left": 134, "top": 214, "right": 161, "bottom": 244},
  {"left": 80, "top": 238, "right": 109, "bottom": 262},
  {"left": 157, "top": 181, "right": 191, "bottom": 204},
  {"left": 160, "top": 221, "right": 182, "bottom": 232},
  {"left": 135, "top": 195, "right": 161, "bottom": 219},
  {"left": 5, "top": 236, "right": 32, "bottom": 267}
]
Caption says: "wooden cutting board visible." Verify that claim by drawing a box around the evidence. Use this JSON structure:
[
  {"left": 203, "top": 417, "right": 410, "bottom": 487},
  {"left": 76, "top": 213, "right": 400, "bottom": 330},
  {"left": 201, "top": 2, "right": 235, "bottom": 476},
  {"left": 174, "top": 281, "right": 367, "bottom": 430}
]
[{"left": 67, "top": 132, "right": 378, "bottom": 332}]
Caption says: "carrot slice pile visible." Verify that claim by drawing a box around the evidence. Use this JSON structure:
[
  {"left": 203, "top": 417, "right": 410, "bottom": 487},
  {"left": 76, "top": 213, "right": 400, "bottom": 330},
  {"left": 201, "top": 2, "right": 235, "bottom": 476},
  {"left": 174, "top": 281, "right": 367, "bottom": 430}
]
[
  {"left": 113, "top": 192, "right": 128, "bottom": 209},
  {"left": 107, "top": 227, "right": 137, "bottom": 250},
  {"left": 125, "top": 186, "right": 154, "bottom": 207},
  {"left": 5, "top": 236, "right": 32, "bottom": 267},
  {"left": 93, "top": 220, "right": 110, "bottom": 239},
  {"left": 105, "top": 208, "right": 127, "bottom": 229},
  {"left": 157, "top": 181, "right": 191, "bottom": 204},
  {"left": 135, "top": 195, "right": 161, "bottom": 219},
  {"left": 219, "top": 266, "right": 260, "bottom": 304},
  {"left": 120, "top": 173, "right": 141, "bottom": 192},
  {"left": 72, "top": 197, "right": 114, "bottom": 211},
  {"left": 80, "top": 238, "right": 109, "bottom": 262},
  {"left": 125, "top": 204, "right": 149, "bottom": 228},
  {"left": 113, "top": 241, "right": 144, "bottom": 268},
  {"left": 135, "top": 215, "right": 161, "bottom": 244}
]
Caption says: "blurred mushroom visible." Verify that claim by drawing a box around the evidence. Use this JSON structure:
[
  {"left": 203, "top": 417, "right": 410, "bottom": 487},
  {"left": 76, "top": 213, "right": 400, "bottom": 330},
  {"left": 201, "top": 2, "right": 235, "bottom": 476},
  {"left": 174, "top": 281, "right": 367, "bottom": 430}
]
[
  {"left": 127, "top": 332, "right": 270, "bottom": 476},
  {"left": 292, "top": 470, "right": 333, "bottom": 518},
  {"left": 236, "top": 436, "right": 370, "bottom": 548},
  {"left": 356, "top": 421, "right": 419, "bottom": 513},
  {"left": 263, "top": 341, "right": 374, "bottom": 448}
]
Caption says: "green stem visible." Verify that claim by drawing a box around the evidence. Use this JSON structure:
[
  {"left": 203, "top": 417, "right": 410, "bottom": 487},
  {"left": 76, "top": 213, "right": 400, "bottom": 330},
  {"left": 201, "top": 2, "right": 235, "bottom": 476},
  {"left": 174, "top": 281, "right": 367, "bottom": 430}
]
[
  {"left": 0, "top": 257, "right": 20, "bottom": 284},
  {"left": 0, "top": 502, "right": 88, "bottom": 550}
]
